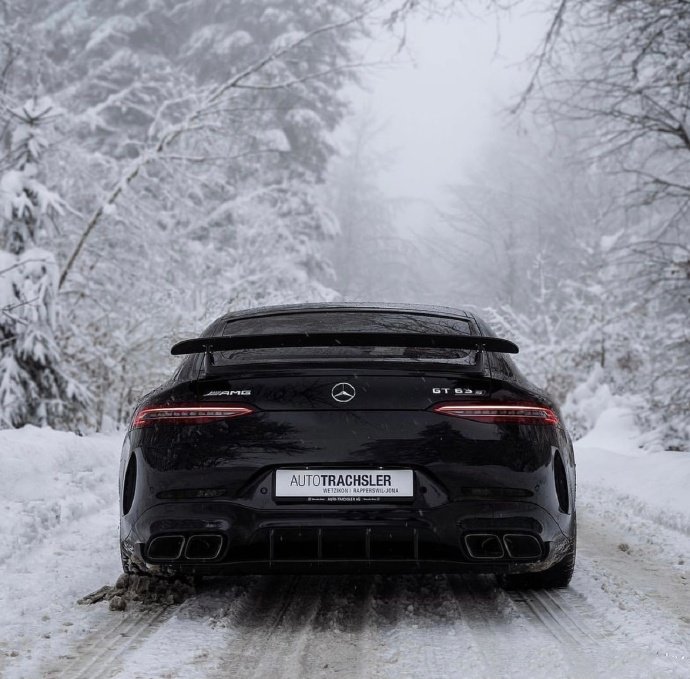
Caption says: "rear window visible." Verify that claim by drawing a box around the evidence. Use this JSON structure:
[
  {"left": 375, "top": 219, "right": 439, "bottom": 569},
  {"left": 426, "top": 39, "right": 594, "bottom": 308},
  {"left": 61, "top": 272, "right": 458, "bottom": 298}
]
[
  {"left": 214, "top": 311, "right": 478, "bottom": 366},
  {"left": 222, "top": 311, "right": 472, "bottom": 336}
]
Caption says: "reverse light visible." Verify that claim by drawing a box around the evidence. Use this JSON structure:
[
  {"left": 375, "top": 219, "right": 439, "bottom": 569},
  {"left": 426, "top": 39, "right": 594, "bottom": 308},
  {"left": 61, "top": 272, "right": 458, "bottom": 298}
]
[
  {"left": 132, "top": 404, "right": 254, "bottom": 428},
  {"left": 432, "top": 402, "right": 559, "bottom": 425}
]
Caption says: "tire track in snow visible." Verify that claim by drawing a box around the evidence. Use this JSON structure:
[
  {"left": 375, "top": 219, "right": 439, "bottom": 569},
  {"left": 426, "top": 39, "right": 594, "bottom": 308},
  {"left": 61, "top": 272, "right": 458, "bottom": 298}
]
[
  {"left": 500, "top": 500, "right": 690, "bottom": 677},
  {"left": 358, "top": 574, "right": 407, "bottom": 677},
  {"left": 451, "top": 574, "right": 529, "bottom": 677},
  {"left": 39, "top": 575, "right": 256, "bottom": 679},
  {"left": 505, "top": 587, "right": 601, "bottom": 647},
  {"left": 569, "top": 505, "right": 690, "bottom": 673},
  {"left": 246, "top": 576, "right": 329, "bottom": 679},
  {"left": 505, "top": 585, "right": 615, "bottom": 676},
  {"left": 359, "top": 574, "right": 486, "bottom": 679},
  {"left": 578, "top": 500, "right": 690, "bottom": 626},
  {"left": 403, "top": 574, "right": 485, "bottom": 679},
  {"left": 212, "top": 573, "right": 489, "bottom": 679},
  {"left": 44, "top": 605, "right": 174, "bottom": 679},
  {"left": 293, "top": 574, "right": 375, "bottom": 678},
  {"left": 208, "top": 574, "right": 326, "bottom": 679},
  {"left": 451, "top": 574, "right": 577, "bottom": 679}
]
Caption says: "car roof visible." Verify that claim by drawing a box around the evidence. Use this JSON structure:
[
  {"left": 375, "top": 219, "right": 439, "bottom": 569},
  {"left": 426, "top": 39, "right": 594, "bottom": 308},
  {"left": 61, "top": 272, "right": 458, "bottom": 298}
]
[{"left": 216, "top": 302, "right": 475, "bottom": 325}]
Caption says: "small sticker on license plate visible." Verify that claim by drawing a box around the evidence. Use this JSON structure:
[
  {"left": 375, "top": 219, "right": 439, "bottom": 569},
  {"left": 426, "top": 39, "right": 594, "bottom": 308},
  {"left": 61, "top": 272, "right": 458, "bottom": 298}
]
[{"left": 274, "top": 469, "right": 414, "bottom": 499}]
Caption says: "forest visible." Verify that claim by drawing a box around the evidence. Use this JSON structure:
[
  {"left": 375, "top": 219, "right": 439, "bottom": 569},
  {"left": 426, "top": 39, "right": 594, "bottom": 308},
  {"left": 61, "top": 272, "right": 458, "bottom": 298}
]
[{"left": 0, "top": 0, "right": 688, "bottom": 450}]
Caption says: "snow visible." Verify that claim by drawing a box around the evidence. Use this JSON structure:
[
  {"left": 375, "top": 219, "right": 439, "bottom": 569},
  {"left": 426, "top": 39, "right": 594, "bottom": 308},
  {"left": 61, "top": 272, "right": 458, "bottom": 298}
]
[
  {"left": 600, "top": 229, "right": 624, "bottom": 252},
  {"left": 84, "top": 15, "right": 139, "bottom": 52},
  {"left": 578, "top": 406, "right": 690, "bottom": 534},
  {"left": 0, "top": 419, "right": 688, "bottom": 678},
  {"left": 562, "top": 365, "right": 637, "bottom": 436},
  {"left": 0, "top": 427, "right": 122, "bottom": 678},
  {"left": 578, "top": 404, "right": 644, "bottom": 454},
  {"left": 0, "top": 426, "right": 119, "bottom": 563}
]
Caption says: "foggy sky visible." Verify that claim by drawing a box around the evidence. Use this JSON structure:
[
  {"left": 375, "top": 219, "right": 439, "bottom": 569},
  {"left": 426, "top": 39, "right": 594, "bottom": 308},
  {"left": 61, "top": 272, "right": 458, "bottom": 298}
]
[{"left": 352, "top": 8, "right": 548, "bottom": 205}]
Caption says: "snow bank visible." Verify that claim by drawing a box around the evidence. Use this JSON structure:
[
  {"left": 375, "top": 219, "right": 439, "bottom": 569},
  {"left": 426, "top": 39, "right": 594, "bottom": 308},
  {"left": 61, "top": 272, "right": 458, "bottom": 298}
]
[
  {"left": 575, "top": 406, "right": 690, "bottom": 533},
  {"left": 0, "top": 425, "right": 121, "bottom": 563},
  {"left": 0, "top": 427, "right": 122, "bottom": 679}
]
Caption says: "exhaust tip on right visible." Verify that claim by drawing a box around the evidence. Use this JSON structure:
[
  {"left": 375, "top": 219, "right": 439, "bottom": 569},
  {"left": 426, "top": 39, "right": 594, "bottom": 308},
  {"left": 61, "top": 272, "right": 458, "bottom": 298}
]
[
  {"left": 503, "top": 534, "right": 542, "bottom": 559},
  {"left": 185, "top": 534, "right": 223, "bottom": 560}
]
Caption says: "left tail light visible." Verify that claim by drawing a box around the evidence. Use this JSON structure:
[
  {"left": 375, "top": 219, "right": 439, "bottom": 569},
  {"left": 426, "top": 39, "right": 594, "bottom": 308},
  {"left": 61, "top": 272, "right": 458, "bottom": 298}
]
[
  {"left": 432, "top": 402, "right": 559, "bottom": 425},
  {"left": 132, "top": 404, "right": 255, "bottom": 428}
]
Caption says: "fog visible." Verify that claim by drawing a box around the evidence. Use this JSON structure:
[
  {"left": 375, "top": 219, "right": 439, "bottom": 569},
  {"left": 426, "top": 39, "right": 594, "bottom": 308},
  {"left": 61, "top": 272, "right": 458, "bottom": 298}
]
[
  {"left": 327, "top": 9, "right": 554, "bottom": 312},
  {"left": 354, "top": 9, "right": 547, "bottom": 203}
]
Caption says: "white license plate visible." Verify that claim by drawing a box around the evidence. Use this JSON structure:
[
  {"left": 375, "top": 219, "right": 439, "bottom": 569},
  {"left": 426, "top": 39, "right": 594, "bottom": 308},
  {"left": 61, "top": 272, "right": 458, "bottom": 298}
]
[{"left": 275, "top": 469, "right": 414, "bottom": 499}]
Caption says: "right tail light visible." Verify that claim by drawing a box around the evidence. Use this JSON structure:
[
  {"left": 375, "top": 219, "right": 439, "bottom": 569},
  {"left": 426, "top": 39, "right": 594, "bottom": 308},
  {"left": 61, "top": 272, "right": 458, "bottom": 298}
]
[{"left": 432, "top": 402, "right": 558, "bottom": 425}]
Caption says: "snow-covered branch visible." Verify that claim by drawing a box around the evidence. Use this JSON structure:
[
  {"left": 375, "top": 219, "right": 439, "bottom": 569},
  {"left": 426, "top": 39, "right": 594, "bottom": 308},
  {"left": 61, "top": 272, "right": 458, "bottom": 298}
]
[{"left": 57, "top": 8, "right": 369, "bottom": 290}]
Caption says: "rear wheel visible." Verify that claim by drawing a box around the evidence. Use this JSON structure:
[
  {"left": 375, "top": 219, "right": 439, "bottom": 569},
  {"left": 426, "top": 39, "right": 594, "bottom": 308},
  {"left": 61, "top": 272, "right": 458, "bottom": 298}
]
[
  {"left": 500, "top": 516, "right": 576, "bottom": 589},
  {"left": 120, "top": 543, "right": 146, "bottom": 575}
]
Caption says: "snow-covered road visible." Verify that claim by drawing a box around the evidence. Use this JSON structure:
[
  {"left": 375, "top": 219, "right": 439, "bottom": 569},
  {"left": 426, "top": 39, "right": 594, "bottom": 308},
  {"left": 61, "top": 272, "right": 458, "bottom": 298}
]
[{"left": 1, "top": 413, "right": 688, "bottom": 679}]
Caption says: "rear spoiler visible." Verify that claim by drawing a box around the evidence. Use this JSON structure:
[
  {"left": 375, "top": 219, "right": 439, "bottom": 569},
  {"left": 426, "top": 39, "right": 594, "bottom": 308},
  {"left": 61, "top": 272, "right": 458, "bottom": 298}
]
[{"left": 171, "top": 333, "right": 519, "bottom": 369}]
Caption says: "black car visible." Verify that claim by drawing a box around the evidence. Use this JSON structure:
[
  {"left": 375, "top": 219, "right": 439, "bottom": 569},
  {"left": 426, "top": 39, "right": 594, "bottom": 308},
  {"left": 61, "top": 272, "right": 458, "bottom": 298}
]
[{"left": 119, "top": 303, "right": 576, "bottom": 588}]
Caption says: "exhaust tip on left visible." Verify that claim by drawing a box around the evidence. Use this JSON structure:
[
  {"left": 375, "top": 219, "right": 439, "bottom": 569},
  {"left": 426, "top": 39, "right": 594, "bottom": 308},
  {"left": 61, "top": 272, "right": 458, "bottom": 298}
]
[
  {"left": 148, "top": 535, "right": 185, "bottom": 560},
  {"left": 464, "top": 533, "right": 505, "bottom": 559}
]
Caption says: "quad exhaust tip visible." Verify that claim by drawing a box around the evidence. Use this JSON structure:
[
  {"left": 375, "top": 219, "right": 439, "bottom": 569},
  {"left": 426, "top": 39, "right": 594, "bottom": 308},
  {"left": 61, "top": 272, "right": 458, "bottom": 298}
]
[
  {"left": 148, "top": 535, "right": 185, "bottom": 560},
  {"left": 185, "top": 534, "right": 223, "bottom": 560},
  {"left": 503, "top": 533, "right": 542, "bottom": 559},
  {"left": 464, "top": 533, "right": 504, "bottom": 559},
  {"left": 147, "top": 534, "right": 223, "bottom": 561},
  {"left": 464, "top": 532, "right": 543, "bottom": 560}
]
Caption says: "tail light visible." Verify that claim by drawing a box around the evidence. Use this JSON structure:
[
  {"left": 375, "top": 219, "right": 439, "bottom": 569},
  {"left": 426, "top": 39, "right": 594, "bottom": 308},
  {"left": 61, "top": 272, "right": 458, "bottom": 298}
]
[
  {"left": 132, "top": 404, "right": 254, "bottom": 428},
  {"left": 432, "top": 402, "right": 558, "bottom": 425}
]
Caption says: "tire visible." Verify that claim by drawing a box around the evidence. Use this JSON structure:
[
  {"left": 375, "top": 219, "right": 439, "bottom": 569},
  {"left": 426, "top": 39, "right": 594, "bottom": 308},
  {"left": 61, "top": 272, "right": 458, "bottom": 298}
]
[
  {"left": 120, "top": 543, "right": 146, "bottom": 575},
  {"left": 501, "top": 516, "right": 576, "bottom": 590}
]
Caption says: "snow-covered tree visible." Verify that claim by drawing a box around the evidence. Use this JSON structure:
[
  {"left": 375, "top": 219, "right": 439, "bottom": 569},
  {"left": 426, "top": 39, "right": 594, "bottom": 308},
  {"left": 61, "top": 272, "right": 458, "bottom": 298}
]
[
  {"left": 0, "top": 98, "right": 87, "bottom": 427},
  {"left": 516, "top": 0, "right": 690, "bottom": 448},
  {"left": 0, "top": 0, "right": 375, "bottom": 425},
  {"left": 444, "top": 123, "right": 689, "bottom": 449}
]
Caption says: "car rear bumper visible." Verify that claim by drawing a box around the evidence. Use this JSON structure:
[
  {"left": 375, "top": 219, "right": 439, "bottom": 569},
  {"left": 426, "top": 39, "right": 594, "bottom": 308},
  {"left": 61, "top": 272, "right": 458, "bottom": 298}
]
[{"left": 121, "top": 498, "right": 574, "bottom": 576}]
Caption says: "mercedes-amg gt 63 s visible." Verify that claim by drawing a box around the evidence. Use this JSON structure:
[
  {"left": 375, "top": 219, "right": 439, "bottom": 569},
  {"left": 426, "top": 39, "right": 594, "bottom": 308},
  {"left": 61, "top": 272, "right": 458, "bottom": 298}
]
[{"left": 120, "top": 303, "right": 576, "bottom": 588}]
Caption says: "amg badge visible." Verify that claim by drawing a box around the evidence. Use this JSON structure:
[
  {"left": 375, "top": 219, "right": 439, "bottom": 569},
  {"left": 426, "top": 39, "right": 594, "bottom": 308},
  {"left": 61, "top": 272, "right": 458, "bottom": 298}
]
[{"left": 203, "top": 389, "right": 252, "bottom": 396}]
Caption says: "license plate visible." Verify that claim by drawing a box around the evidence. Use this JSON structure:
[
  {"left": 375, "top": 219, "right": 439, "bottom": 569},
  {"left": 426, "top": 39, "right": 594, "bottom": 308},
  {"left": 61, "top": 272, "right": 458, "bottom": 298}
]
[{"left": 274, "top": 469, "right": 414, "bottom": 499}]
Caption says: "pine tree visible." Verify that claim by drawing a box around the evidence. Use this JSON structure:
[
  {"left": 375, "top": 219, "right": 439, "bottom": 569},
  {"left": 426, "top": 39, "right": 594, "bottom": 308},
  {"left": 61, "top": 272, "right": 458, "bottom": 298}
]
[{"left": 0, "top": 97, "right": 87, "bottom": 427}]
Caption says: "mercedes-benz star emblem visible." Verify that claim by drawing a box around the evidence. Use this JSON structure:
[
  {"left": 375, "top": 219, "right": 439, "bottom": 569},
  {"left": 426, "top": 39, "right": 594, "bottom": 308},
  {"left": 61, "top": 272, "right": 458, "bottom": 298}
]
[{"left": 331, "top": 382, "right": 356, "bottom": 403}]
